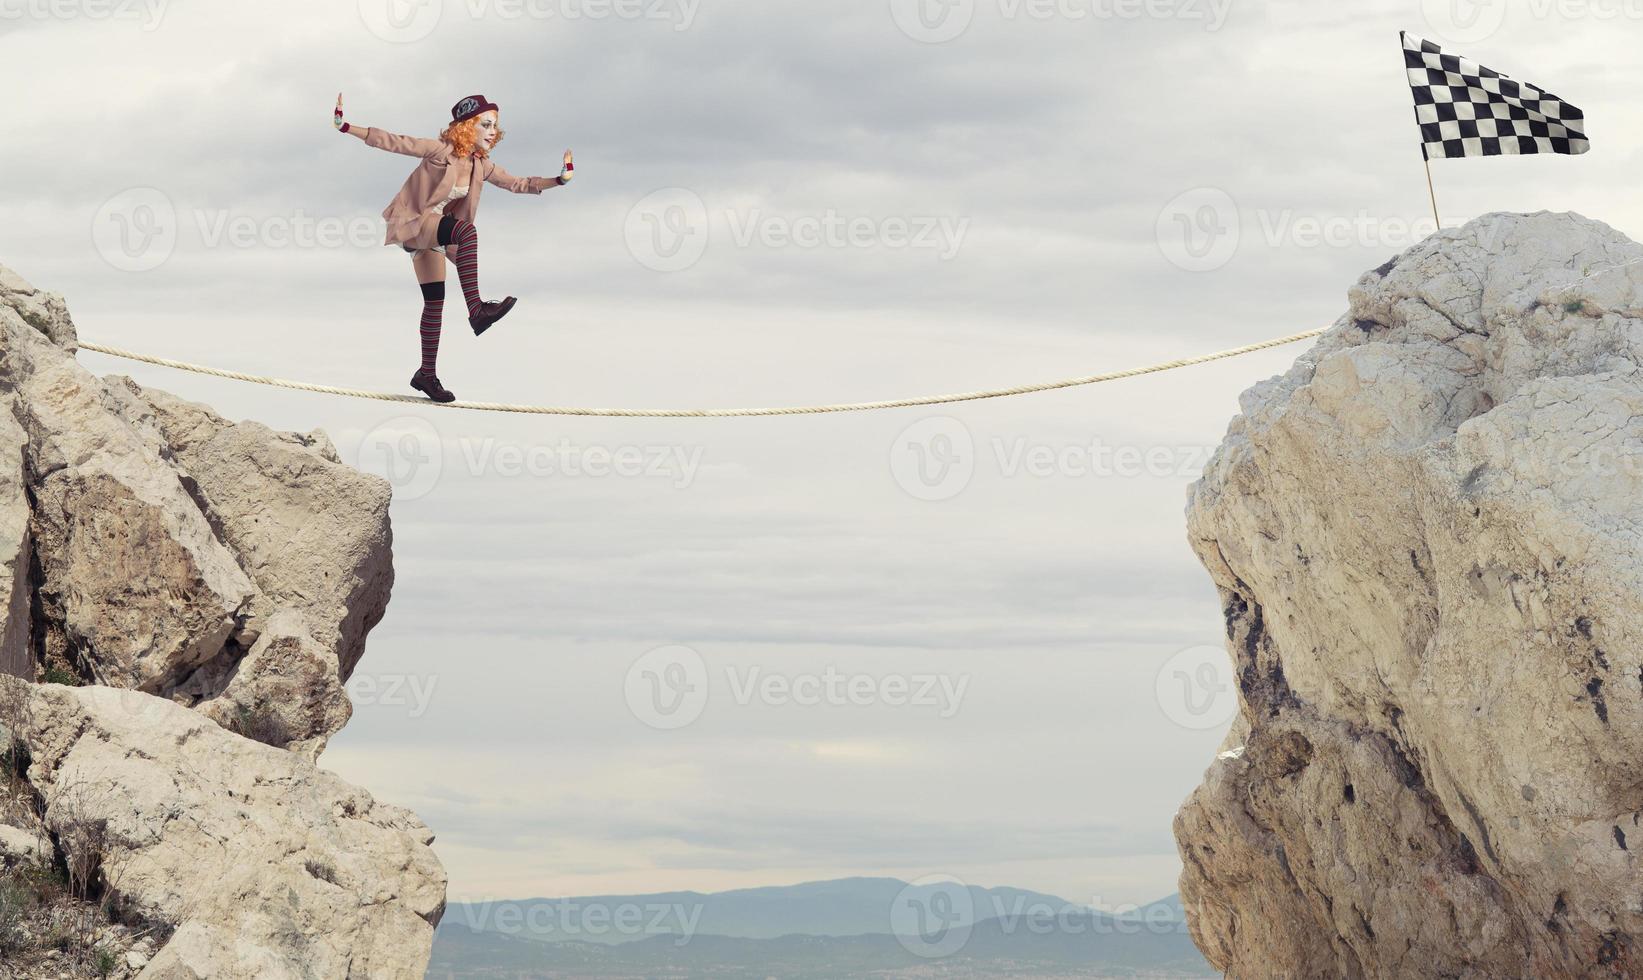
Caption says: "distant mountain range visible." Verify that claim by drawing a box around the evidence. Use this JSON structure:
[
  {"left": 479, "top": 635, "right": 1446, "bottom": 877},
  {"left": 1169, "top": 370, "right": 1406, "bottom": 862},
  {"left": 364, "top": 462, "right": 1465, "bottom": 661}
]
[{"left": 427, "top": 877, "right": 1213, "bottom": 978}]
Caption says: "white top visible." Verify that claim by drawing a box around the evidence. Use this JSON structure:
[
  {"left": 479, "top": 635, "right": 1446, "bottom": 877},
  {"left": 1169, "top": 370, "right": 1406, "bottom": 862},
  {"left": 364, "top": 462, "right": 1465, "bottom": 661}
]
[{"left": 430, "top": 182, "right": 470, "bottom": 217}]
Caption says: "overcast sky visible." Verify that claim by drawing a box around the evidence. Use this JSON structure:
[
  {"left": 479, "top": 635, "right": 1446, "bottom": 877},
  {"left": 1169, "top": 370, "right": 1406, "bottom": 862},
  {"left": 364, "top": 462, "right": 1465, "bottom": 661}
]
[{"left": 3, "top": 0, "right": 1637, "bottom": 911}]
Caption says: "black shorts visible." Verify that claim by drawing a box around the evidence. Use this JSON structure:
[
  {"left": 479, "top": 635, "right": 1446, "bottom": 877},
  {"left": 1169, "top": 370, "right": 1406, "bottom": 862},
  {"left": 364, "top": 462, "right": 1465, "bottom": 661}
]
[{"left": 401, "top": 214, "right": 460, "bottom": 254}]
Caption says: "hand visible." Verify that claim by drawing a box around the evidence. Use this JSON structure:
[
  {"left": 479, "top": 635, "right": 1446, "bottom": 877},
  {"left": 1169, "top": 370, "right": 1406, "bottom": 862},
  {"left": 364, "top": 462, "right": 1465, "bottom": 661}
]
[
  {"left": 560, "top": 147, "right": 574, "bottom": 182},
  {"left": 333, "top": 92, "right": 346, "bottom": 131}
]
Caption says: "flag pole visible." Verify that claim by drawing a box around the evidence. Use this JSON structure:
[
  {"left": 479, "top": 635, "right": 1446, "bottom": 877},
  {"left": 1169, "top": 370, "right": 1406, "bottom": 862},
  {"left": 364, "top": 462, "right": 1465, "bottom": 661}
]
[
  {"left": 1402, "top": 31, "right": 1442, "bottom": 231},
  {"left": 1422, "top": 156, "right": 1440, "bottom": 230}
]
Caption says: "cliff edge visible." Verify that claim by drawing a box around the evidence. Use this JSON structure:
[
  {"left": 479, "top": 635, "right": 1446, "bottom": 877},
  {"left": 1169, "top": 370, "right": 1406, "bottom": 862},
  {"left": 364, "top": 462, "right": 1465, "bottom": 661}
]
[
  {"left": 1176, "top": 212, "right": 1643, "bottom": 978},
  {"left": 0, "top": 264, "right": 444, "bottom": 978}
]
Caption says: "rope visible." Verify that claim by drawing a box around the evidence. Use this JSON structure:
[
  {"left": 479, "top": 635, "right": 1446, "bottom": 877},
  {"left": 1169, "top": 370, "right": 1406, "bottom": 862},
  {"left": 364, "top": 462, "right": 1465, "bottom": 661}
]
[{"left": 76, "top": 328, "right": 1327, "bottom": 418}]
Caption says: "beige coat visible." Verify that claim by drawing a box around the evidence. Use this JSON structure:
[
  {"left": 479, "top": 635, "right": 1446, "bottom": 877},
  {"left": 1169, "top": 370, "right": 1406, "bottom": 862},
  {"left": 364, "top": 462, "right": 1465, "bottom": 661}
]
[{"left": 346, "top": 125, "right": 564, "bottom": 246}]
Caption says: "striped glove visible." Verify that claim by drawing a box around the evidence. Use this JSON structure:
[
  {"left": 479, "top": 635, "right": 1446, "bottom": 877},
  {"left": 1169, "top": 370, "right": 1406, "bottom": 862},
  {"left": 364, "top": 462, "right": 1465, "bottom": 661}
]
[{"left": 334, "top": 92, "right": 349, "bottom": 133}]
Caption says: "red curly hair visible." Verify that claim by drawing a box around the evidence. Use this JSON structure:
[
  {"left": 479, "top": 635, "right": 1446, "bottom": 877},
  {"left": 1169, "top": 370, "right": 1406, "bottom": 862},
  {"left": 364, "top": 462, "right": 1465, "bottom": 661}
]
[{"left": 439, "top": 114, "right": 504, "bottom": 159}]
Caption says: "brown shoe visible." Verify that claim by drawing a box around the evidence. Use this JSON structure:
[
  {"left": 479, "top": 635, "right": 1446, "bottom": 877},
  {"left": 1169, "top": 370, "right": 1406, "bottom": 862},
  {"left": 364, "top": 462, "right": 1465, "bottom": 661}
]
[
  {"left": 410, "top": 369, "right": 455, "bottom": 403},
  {"left": 470, "top": 296, "right": 517, "bottom": 336}
]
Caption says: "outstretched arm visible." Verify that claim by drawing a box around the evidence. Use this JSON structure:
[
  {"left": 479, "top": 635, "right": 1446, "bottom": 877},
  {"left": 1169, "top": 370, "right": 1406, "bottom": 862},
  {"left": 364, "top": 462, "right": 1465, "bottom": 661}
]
[
  {"left": 485, "top": 151, "right": 574, "bottom": 194},
  {"left": 333, "top": 93, "right": 444, "bottom": 157}
]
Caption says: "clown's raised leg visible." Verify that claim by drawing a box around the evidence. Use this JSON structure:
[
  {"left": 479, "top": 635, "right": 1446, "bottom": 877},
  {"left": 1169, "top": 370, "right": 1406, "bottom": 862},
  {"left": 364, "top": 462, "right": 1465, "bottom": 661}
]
[{"left": 444, "top": 218, "right": 517, "bottom": 336}]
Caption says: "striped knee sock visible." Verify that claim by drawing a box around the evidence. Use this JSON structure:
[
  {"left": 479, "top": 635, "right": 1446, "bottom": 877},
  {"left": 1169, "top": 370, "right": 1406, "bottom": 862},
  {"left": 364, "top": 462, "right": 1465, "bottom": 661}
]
[
  {"left": 447, "top": 219, "right": 484, "bottom": 318},
  {"left": 418, "top": 280, "right": 445, "bottom": 374}
]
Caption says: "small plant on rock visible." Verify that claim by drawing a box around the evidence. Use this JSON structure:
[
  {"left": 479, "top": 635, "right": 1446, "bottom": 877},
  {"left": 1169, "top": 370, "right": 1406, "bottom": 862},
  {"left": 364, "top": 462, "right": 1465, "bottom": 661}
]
[{"left": 229, "top": 702, "right": 290, "bottom": 748}]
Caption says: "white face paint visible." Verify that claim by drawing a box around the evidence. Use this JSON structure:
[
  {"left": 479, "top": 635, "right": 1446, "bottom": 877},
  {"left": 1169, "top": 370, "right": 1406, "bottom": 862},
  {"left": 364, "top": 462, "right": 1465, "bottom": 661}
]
[{"left": 474, "top": 110, "right": 499, "bottom": 151}]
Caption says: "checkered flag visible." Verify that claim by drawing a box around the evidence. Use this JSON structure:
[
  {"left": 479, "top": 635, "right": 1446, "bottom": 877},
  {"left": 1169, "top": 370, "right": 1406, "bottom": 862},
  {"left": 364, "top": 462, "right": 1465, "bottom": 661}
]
[{"left": 1401, "top": 31, "right": 1589, "bottom": 161}]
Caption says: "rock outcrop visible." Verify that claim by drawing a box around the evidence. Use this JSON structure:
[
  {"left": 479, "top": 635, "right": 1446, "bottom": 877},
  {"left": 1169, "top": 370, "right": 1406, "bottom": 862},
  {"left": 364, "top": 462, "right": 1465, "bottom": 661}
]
[
  {"left": 0, "top": 264, "right": 393, "bottom": 756},
  {"left": 1175, "top": 212, "right": 1643, "bottom": 978},
  {"left": 0, "top": 262, "right": 443, "bottom": 977},
  {"left": 10, "top": 678, "right": 445, "bottom": 978}
]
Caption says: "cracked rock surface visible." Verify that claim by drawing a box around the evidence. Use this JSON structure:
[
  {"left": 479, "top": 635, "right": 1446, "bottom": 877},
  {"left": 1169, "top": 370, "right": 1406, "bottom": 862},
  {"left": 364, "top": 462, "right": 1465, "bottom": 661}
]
[
  {"left": 0, "top": 263, "right": 443, "bottom": 977},
  {"left": 13, "top": 678, "right": 447, "bottom": 979},
  {"left": 0, "top": 262, "right": 393, "bottom": 757},
  {"left": 1175, "top": 212, "right": 1643, "bottom": 978}
]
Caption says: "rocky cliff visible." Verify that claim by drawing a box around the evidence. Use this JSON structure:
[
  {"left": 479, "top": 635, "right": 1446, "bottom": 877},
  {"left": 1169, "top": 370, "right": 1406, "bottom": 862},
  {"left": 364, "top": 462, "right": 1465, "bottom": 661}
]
[
  {"left": 1175, "top": 212, "right": 1643, "bottom": 978},
  {"left": 1, "top": 263, "right": 393, "bottom": 757},
  {"left": 0, "top": 263, "right": 444, "bottom": 977}
]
